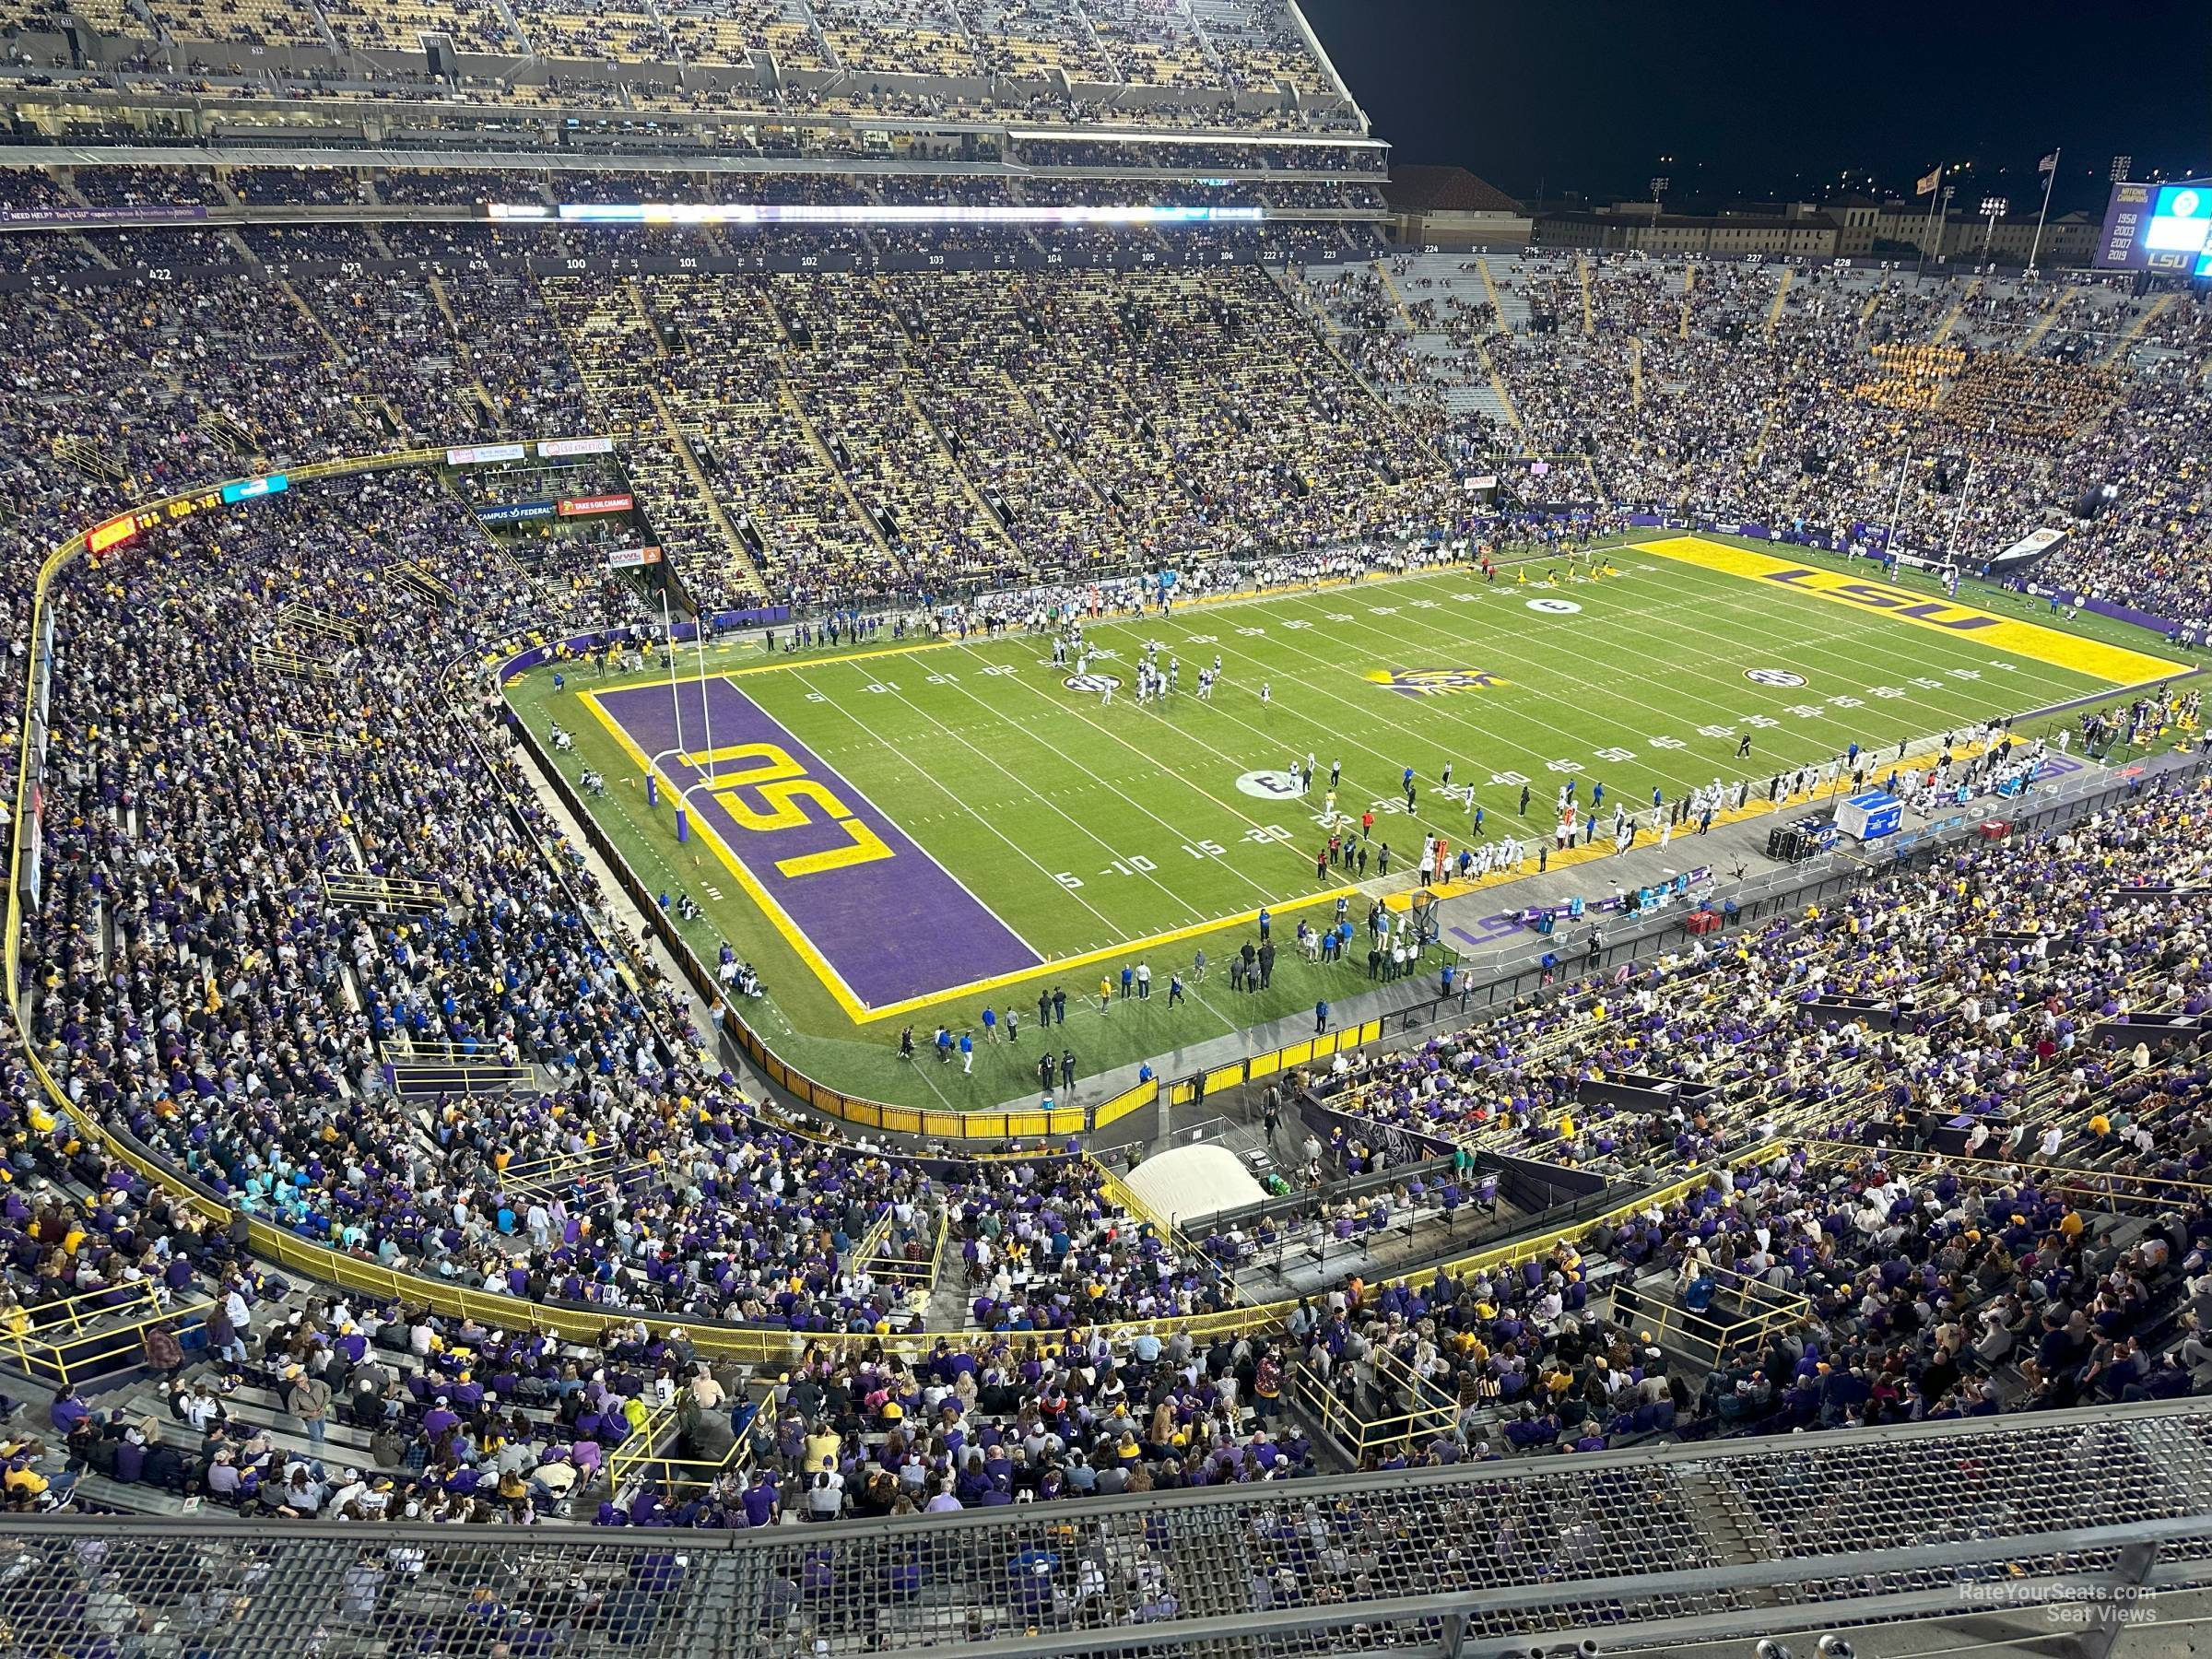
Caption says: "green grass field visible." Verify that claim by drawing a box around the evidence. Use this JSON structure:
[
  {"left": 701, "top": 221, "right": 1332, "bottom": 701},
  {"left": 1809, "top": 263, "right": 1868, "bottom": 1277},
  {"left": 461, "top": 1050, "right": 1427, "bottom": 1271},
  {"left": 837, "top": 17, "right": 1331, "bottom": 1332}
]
[{"left": 503, "top": 530, "right": 2180, "bottom": 1110}]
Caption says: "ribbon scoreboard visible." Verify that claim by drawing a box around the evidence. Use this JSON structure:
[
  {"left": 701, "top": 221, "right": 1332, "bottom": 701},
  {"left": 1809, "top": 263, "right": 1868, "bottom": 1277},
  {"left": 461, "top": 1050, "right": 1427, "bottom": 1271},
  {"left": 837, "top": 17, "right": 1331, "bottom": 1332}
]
[{"left": 86, "top": 472, "right": 288, "bottom": 560}]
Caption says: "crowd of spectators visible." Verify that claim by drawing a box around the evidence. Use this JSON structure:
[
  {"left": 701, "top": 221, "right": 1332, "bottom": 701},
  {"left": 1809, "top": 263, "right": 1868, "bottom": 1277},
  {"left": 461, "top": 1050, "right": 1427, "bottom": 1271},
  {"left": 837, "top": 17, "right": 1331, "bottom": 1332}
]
[
  {"left": 0, "top": 178, "right": 2208, "bottom": 1540},
  {"left": 1318, "top": 753, "right": 2209, "bottom": 1174},
  {"left": 1289, "top": 773, "right": 2212, "bottom": 1468},
  {"left": 28, "top": 764, "right": 2211, "bottom": 1519},
  {"left": 67, "top": 165, "right": 225, "bottom": 207},
  {"left": 14, "top": 438, "right": 2207, "bottom": 1509},
  {"left": 0, "top": 453, "right": 1295, "bottom": 1531},
  {"left": 1305, "top": 251, "right": 2212, "bottom": 626},
  {"left": 0, "top": 0, "right": 1356, "bottom": 120}
]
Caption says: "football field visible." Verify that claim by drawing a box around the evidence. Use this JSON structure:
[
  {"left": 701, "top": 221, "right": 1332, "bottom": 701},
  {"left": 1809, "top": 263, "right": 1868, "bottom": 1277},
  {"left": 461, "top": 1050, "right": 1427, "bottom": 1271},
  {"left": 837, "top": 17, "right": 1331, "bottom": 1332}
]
[{"left": 503, "top": 532, "right": 2184, "bottom": 1110}]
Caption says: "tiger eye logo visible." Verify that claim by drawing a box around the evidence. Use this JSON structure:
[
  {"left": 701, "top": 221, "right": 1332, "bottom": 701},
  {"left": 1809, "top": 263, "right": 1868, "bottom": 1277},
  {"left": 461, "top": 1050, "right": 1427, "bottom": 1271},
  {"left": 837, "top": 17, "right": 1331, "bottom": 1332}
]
[{"left": 1364, "top": 668, "right": 1510, "bottom": 697}]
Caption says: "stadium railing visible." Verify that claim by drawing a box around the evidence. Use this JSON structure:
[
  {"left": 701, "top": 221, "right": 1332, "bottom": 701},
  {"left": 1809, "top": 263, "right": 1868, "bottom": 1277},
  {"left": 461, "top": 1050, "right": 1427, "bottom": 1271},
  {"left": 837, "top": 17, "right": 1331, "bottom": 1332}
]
[
  {"left": 1806, "top": 1143, "right": 2212, "bottom": 1213},
  {"left": 721, "top": 1016, "right": 1092, "bottom": 1140},
  {"left": 855, "top": 1199, "right": 947, "bottom": 1316},
  {"left": 1144, "top": 1016, "right": 1389, "bottom": 1117},
  {"left": 1612, "top": 1267, "right": 1812, "bottom": 1375},
  {"left": 604, "top": 1398, "right": 752, "bottom": 1497},
  {"left": 0, "top": 991, "right": 1792, "bottom": 1368},
  {"left": 1291, "top": 1338, "right": 1466, "bottom": 1463},
  {"left": 1081, "top": 1149, "right": 1246, "bottom": 1305},
  {"left": 3, "top": 1287, "right": 217, "bottom": 1388},
  {"left": 11, "top": 1397, "right": 2212, "bottom": 1657},
  {"left": 17, "top": 446, "right": 2175, "bottom": 1360}
]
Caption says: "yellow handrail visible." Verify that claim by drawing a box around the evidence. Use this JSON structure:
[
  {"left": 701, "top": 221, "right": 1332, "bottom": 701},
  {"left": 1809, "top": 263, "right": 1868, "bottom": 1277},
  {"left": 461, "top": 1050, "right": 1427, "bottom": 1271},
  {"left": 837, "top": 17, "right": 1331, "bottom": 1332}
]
[
  {"left": 0, "top": 447, "right": 1821, "bottom": 1365},
  {"left": 1624, "top": 1265, "right": 1810, "bottom": 1371},
  {"left": 15, "top": 988, "right": 1800, "bottom": 1365},
  {"left": 1087, "top": 1154, "right": 1174, "bottom": 1240},
  {"left": 385, "top": 1038, "right": 528, "bottom": 1068},
  {"left": 921, "top": 1200, "right": 950, "bottom": 1293},
  {"left": 861, "top": 1200, "right": 947, "bottom": 1296},
  {"left": 605, "top": 1400, "right": 677, "bottom": 1490},
  {"left": 1288, "top": 1347, "right": 1461, "bottom": 1462},
  {"left": 606, "top": 1397, "right": 751, "bottom": 1496},
  {"left": 849, "top": 1205, "right": 897, "bottom": 1276},
  {"left": 3, "top": 1293, "right": 217, "bottom": 1388},
  {"left": 22, "top": 1278, "right": 168, "bottom": 1340},
  {"left": 1087, "top": 1149, "right": 1246, "bottom": 1308}
]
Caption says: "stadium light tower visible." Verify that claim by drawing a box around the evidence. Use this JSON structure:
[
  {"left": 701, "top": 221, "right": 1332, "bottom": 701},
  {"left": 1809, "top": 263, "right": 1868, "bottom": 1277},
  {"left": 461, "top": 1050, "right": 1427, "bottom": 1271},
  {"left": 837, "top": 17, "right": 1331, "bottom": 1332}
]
[
  {"left": 2111, "top": 154, "right": 2132, "bottom": 182},
  {"left": 1650, "top": 174, "right": 1670, "bottom": 229},
  {"left": 1979, "top": 195, "right": 2008, "bottom": 260}
]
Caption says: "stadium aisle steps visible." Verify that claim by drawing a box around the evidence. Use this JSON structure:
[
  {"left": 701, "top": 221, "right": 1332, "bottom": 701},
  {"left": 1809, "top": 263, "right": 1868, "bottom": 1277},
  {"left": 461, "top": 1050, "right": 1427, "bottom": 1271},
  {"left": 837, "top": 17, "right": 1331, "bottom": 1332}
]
[
  {"left": 1475, "top": 254, "right": 1525, "bottom": 333},
  {"left": 2106, "top": 292, "right": 2179, "bottom": 366},
  {"left": 1371, "top": 258, "right": 1419, "bottom": 332},
  {"left": 1763, "top": 265, "right": 1793, "bottom": 338},
  {"left": 898, "top": 383, "right": 1028, "bottom": 570},
  {"left": 644, "top": 382, "right": 768, "bottom": 594},
  {"left": 1677, "top": 1467, "right": 1779, "bottom": 1570},
  {"left": 773, "top": 382, "right": 901, "bottom": 561},
  {"left": 2017, "top": 291, "right": 2071, "bottom": 352},
  {"left": 276, "top": 276, "right": 347, "bottom": 361},
  {"left": 1264, "top": 264, "right": 1435, "bottom": 466}
]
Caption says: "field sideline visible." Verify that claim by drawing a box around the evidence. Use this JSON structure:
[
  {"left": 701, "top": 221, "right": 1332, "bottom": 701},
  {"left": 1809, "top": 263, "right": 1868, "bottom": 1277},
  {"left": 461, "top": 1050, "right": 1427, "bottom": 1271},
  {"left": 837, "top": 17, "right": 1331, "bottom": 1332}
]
[{"left": 503, "top": 531, "right": 2183, "bottom": 1110}]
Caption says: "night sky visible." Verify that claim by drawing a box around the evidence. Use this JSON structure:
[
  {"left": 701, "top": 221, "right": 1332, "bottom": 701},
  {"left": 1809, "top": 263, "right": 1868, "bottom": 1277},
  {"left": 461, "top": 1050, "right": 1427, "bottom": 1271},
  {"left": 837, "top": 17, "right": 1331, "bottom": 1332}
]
[{"left": 1299, "top": 0, "right": 2212, "bottom": 213}]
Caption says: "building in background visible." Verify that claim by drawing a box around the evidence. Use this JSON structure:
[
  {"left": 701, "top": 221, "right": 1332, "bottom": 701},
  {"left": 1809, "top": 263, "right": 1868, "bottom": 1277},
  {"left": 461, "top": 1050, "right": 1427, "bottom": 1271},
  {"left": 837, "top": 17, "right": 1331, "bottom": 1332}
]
[
  {"left": 1859, "top": 203, "right": 2100, "bottom": 264},
  {"left": 1531, "top": 200, "right": 1842, "bottom": 256},
  {"left": 1382, "top": 164, "right": 1531, "bottom": 247},
  {"left": 1523, "top": 195, "right": 2100, "bottom": 265}
]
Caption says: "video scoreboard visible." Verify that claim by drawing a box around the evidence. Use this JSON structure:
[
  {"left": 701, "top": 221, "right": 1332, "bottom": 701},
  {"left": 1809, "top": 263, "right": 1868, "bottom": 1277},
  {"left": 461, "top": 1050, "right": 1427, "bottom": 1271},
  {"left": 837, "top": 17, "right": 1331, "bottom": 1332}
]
[{"left": 2096, "top": 180, "right": 2212, "bottom": 275}]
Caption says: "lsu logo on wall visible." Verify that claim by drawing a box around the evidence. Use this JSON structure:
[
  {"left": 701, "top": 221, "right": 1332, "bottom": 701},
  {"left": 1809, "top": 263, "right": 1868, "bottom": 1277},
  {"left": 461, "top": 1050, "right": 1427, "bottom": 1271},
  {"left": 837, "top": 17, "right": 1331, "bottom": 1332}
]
[{"left": 1364, "top": 668, "right": 1510, "bottom": 698}]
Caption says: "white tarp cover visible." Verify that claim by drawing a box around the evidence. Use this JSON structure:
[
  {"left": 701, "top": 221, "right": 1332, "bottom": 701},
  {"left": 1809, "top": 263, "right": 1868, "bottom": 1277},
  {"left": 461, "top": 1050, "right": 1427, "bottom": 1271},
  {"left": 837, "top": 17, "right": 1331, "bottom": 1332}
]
[{"left": 1122, "top": 1142, "right": 1266, "bottom": 1229}]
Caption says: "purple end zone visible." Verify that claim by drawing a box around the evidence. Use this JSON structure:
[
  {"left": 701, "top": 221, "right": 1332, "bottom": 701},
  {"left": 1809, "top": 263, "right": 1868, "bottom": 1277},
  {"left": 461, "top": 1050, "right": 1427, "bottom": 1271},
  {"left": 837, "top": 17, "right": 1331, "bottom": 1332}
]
[{"left": 595, "top": 678, "right": 1041, "bottom": 1008}]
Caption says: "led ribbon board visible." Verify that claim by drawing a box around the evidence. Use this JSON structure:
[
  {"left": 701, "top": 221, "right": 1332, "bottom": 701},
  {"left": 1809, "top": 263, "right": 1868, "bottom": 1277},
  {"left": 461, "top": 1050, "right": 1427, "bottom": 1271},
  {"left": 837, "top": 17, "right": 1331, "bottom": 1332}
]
[{"left": 488, "top": 203, "right": 1266, "bottom": 227}]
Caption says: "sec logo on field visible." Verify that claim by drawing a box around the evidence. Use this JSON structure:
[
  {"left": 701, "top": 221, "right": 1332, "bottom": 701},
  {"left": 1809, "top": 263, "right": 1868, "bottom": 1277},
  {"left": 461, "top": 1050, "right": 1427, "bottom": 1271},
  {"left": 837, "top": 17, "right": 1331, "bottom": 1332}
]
[
  {"left": 1745, "top": 667, "right": 1808, "bottom": 688},
  {"left": 1525, "top": 597, "right": 1582, "bottom": 615},
  {"left": 1064, "top": 673, "right": 1122, "bottom": 694}
]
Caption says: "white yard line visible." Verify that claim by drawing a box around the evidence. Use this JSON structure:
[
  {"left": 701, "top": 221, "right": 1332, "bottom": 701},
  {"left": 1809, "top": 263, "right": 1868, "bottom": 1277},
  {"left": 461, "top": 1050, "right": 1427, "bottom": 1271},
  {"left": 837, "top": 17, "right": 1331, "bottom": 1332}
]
[
  {"left": 1251, "top": 580, "right": 1739, "bottom": 799},
  {"left": 820, "top": 654, "right": 1242, "bottom": 926},
  {"left": 1415, "top": 562, "right": 2101, "bottom": 712},
  {"left": 1393, "top": 566, "right": 2100, "bottom": 756},
  {"left": 775, "top": 662, "right": 1131, "bottom": 945},
  {"left": 1075, "top": 614, "right": 1487, "bottom": 850},
  {"left": 939, "top": 637, "right": 1325, "bottom": 903}
]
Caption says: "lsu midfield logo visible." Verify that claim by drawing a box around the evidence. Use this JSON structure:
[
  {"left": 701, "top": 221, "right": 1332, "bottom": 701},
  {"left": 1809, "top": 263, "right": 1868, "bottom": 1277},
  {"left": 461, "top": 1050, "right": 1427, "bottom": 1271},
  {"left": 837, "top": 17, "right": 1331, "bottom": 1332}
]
[{"left": 1364, "top": 667, "right": 1510, "bottom": 698}]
